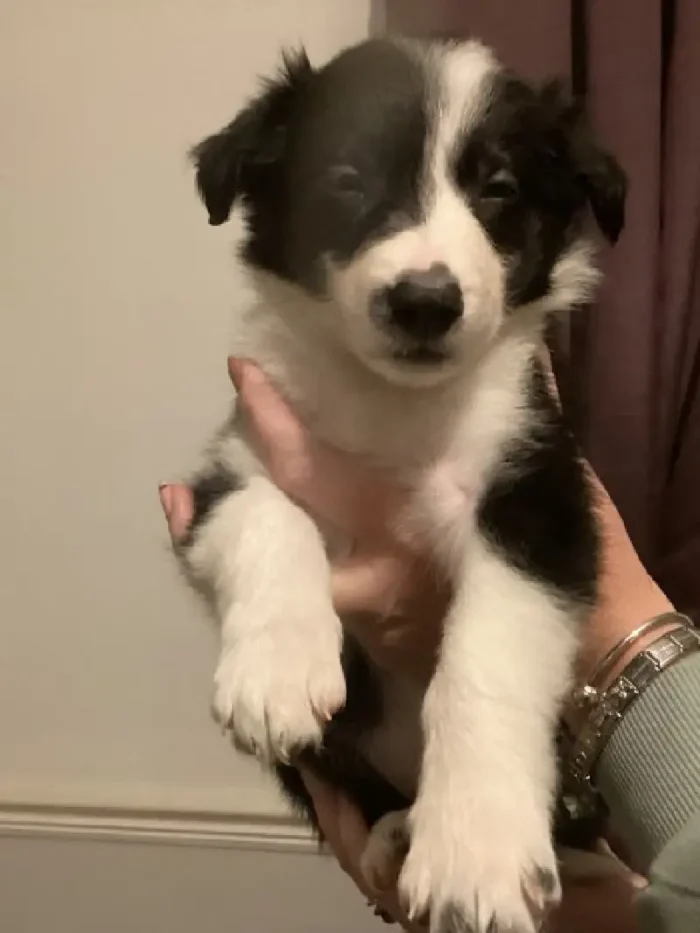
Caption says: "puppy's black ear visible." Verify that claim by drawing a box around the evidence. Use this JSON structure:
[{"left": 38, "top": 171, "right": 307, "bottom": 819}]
[
  {"left": 573, "top": 134, "right": 627, "bottom": 244},
  {"left": 541, "top": 81, "right": 628, "bottom": 244},
  {"left": 191, "top": 48, "right": 314, "bottom": 226}
]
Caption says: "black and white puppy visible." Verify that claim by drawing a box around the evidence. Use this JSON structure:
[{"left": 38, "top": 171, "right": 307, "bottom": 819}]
[{"left": 179, "top": 38, "right": 626, "bottom": 933}]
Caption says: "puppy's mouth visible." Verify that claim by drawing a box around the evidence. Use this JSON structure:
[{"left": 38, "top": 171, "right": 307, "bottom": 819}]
[{"left": 391, "top": 345, "right": 450, "bottom": 365}]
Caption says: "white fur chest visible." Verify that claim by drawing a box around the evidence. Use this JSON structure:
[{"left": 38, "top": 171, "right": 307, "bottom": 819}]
[
  {"left": 232, "top": 293, "right": 535, "bottom": 480},
  {"left": 227, "top": 288, "right": 539, "bottom": 571}
]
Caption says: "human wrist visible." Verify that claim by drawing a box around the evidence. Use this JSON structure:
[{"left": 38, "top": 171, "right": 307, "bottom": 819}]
[
  {"left": 566, "top": 551, "right": 674, "bottom": 733},
  {"left": 566, "top": 600, "right": 675, "bottom": 736},
  {"left": 562, "top": 616, "right": 699, "bottom": 846},
  {"left": 577, "top": 582, "right": 675, "bottom": 690}
]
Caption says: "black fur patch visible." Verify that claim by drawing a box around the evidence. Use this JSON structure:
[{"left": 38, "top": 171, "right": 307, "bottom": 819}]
[
  {"left": 276, "top": 748, "right": 408, "bottom": 837},
  {"left": 182, "top": 464, "right": 243, "bottom": 547},
  {"left": 191, "top": 49, "right": 314, "bottom": 229},
  {"left": 478, "top": 363, "right": 599, "bottom": 604},
  {"left": 454, "top": 75, "right": 625, "bottom": 307},
  {"left": 192, "top": 40, "right": 428, "bottom": 293}
]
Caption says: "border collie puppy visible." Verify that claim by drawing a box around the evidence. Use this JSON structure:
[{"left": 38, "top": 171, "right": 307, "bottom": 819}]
[{"left": 178, "top": 38, "right": 626, "bottom": 933}]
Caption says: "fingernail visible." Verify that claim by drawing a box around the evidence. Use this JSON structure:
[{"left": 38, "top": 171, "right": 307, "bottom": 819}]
[
  {"left": 227, "top": 357, "right": 244, "bottom": 392},
  {"left": 158, "top": 484, "right": 173, "bottom": 518},
  {"left": 228, "top": 357, "right": 260, "bottom": 394}
]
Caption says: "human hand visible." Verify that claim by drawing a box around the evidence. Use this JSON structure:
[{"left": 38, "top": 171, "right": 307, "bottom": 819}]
[
  {"left": 160, "top": 359, "right": 673, "bottom": 691},
  {"left": 298, "top": 770, "right": 425, "bottom": 931},
  {"left": 160, "top": 357, "right": 448, "bottom": 681},
  {"left": 572, "top": 467, "right": 674, "bottom": 697},
  {"left": 219, "top": 360, "right": 674, "bottom": 702},
  {"left": 218, "top": 359, "right": 673, "bottom": 694}
]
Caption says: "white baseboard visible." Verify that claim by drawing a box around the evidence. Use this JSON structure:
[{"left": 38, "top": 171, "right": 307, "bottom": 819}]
[
  {"left": 0, "top": 801, "right": 316, "bottom": 852},
  {"left": 0, "top": 774, "right": 291, "bottom": 819},
  {"left": 0, "top": 778, "right": 316, "bottom": 853}
]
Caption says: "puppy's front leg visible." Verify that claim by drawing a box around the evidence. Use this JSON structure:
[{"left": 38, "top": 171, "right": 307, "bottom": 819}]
[
  {"left": 185, "top": 474, "right": 345, "bottom": 763},
  {"left": 400, "top": 538, "right": 580, "bottom": 933}
]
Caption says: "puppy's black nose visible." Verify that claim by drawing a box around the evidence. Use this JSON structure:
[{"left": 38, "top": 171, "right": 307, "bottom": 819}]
[{"left": 386, "top": 265, "right": 462, "bottom": 341}]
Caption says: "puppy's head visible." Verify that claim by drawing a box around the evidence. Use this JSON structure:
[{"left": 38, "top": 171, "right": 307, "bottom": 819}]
[{"left": 193, "top": 39, "right": 626, "bottom": 386}]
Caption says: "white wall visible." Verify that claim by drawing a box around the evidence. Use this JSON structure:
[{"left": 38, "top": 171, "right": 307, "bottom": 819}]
[
  {"left": 0, "top": 0, "right": 371, "bottom": 817},
  {"left": 1, "top": 4, "right": 393, "bottom": 931},
  {"left": 0, "top": 832, "right": 376, "bottom": 933}
]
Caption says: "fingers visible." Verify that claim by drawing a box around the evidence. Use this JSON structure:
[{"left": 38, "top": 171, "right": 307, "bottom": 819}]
[
  {"left": 159, "top": 483, "right": 194, "bottom": 543},
  {"left": 228, "top": 357, "right": 311, "bottom": 480},
  {"left": 300, "top": 769, "right": 370, "bottom": 884},
  {"left": 299, "top": 770, "right": 423, "bottom": 932}
]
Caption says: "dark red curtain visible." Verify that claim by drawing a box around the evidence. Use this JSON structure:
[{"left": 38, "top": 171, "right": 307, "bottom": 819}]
[{"left": 376, "top": 0, "right": 700, "bottom": 619}]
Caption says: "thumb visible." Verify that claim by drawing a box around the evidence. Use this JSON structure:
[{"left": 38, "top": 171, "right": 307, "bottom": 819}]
[
  {"left": 229, "top": 357, "right": 406, "bottom": 539},
  {"left": 229, "top": 357, "right": 312, "bottom": 481},
  {"left": 158, "top": 483, "right": 193, "bottom": 543}
]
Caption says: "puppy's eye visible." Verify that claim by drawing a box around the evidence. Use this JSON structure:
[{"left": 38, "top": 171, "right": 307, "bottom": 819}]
[
  {"left": 481, "top": 170, "right": 518, "bottom": 202},
  {"left": 326, "top": 166, "right": 366, "bottom": 205}
]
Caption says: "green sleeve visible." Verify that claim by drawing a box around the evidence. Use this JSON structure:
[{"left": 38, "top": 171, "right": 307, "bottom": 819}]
[
  {"left": 635, "top": 811, "right": 700, "bottom": 933},
  {"left": 595, "top": 652, "right": 700, "bottom": 931}
]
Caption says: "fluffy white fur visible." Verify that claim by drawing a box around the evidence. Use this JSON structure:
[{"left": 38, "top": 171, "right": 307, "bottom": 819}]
[{"left": 187, "top": 476, "right": 345, "bottom": 762}]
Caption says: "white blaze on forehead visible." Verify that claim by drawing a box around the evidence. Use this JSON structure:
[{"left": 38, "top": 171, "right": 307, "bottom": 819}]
[
  {"left": 332, "top": 43, "right": 502, "bottom": 291},
  {"left": 430, "top": 40, "right": 499, "bottom": 176},
  {"left": 400, "top": 41, "right": 504, "bottom": 326}
]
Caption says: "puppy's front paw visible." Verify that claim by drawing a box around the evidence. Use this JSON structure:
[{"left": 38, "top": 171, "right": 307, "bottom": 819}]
[
  {"left": 212, "top": 607, "right": 345, "bottom": 762},
  {"left": 399, "top": 794, "right": 559, "bottom": 933}
]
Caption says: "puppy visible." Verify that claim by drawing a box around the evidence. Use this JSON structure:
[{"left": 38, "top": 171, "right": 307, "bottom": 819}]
[{"left": 178, "top": 38, "right": 626, "bottom": 933}]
